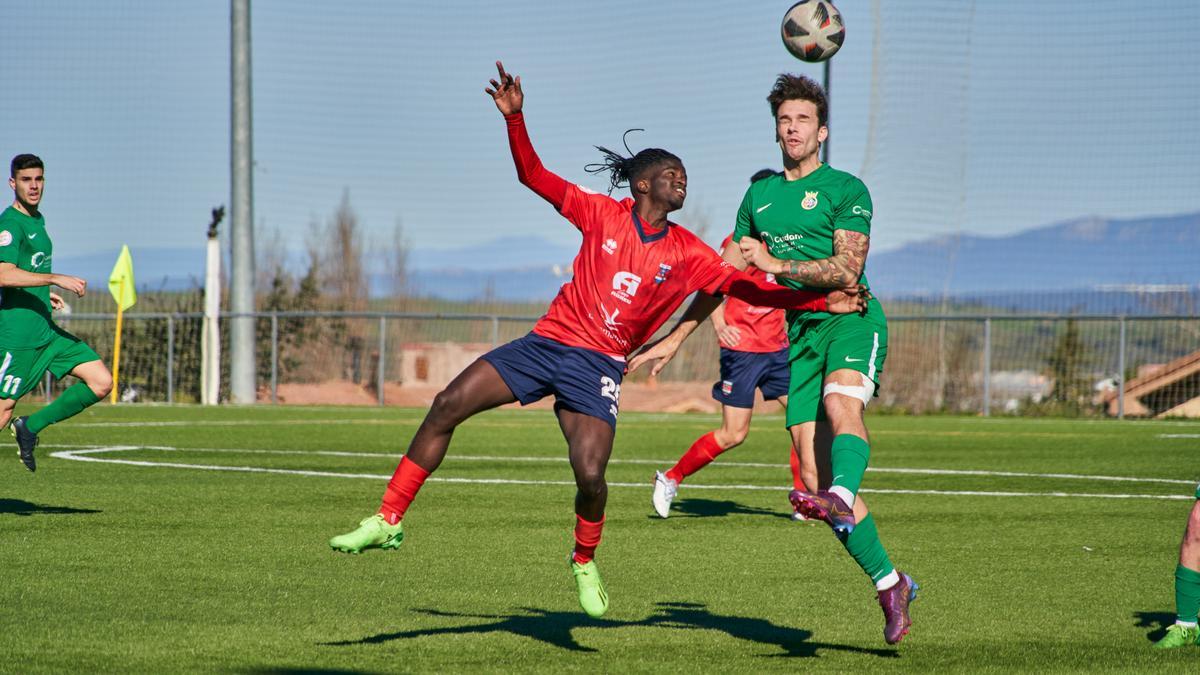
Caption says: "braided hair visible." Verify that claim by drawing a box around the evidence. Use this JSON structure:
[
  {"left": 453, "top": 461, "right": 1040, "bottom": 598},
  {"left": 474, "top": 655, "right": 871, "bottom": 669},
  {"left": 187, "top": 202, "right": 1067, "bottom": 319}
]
[{"left": 584, "top": 129, "right": 681, "bottom": 196}]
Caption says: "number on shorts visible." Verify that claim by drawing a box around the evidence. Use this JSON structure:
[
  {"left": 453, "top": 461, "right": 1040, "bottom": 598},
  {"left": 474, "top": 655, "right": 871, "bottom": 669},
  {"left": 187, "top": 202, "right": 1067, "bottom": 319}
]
[
  {"left": 0, "top": 352, "right": 13, "bottom": 397},
  {"left": 599, "top": 376, "right": 621, "bottom": 403},
  {"left": 1, "top": 375, "right": 20, "bottom": 396}
]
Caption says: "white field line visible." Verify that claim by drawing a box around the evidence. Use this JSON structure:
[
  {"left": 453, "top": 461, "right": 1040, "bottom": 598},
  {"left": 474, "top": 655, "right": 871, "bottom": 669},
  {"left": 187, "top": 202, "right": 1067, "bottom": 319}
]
[
  {"left": 50, "top": 445, "right": 1199, "bottom": 485},
  {"left": 47, "top": 446, "right": 1198, "bottom": 501},
  {"left": 1159, "top": 434, "right": 1200, "bottom": 439}
]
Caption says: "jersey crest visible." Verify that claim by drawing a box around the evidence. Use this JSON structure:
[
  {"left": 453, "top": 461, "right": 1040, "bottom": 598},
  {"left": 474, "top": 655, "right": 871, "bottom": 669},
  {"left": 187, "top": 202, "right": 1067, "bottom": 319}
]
[{"left": 802, "top": 191, "right": 819, "bottom": 210}]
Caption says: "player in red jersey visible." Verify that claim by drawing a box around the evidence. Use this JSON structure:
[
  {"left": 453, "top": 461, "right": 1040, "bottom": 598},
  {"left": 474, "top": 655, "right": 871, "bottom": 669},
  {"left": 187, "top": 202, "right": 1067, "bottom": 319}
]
[{"left": 328, "top": 62, "right": 866, "bottom": 618}]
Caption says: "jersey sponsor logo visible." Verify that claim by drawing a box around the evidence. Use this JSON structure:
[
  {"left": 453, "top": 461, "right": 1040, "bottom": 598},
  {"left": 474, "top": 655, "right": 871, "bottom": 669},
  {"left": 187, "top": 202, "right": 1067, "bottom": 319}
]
[
  {"left": 611, "top": 271, "right": 641, "bottom": 304},
  {"left": 851, "top": 204, "right": 872, "bottom": 219},
  {"left": 802, "top": 191, "right": 819, "bottom": 210},
  {"left": 756, "top": 202, "right": 773, "bottom": 213},
  {"left": 0, "top": 231, "right": 10, "bottom": 246},
  {"left": 653, "top": 263, "right": 672, "bottom": 284},
  {"left": 602, "top": 238, "right": 618, "bottom": 255}
]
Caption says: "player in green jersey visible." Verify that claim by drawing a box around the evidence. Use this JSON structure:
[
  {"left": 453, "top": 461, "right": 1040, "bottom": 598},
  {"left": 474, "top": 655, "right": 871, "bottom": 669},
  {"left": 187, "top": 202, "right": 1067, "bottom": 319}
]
[
  {"left": 1152, "top": 485, "right": 1200, "bottom": 648},
  {"left": 0, "top": 154, "right": 112, "bottom": 472},
  {"left": 631, "top": 74, "right": 915, "bottom": 645}
]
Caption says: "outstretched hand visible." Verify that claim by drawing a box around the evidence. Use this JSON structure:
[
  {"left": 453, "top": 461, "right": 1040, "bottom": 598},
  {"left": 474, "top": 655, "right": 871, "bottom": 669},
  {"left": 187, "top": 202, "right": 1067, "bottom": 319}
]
[
  {"left": 627, "top": 338, "right": 681, "bottom": 379},
  {"left": 826, "top": 284, "right": 871, "bottom": 315},
  {"left": 485, "top": 60, "right": 523, "bottom": 115}
]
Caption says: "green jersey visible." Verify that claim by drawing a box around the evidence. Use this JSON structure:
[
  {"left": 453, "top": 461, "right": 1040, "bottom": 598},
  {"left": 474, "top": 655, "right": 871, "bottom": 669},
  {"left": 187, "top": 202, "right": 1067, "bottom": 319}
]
[
  {"left": 731, "top": 164, "right": 879, "bottom": 329},
  {"left": 0, "top": 206, "right": 56, "bottom": 348}
]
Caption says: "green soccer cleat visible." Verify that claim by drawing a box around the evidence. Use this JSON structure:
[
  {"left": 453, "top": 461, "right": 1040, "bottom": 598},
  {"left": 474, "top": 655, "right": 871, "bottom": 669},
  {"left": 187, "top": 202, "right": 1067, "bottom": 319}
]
[
  {"left": 329, "top": 514, "right": 404, "bottom": 554},
  {"left": 1152, "top": 623, "right": 1200, "bottom": 649},
  {"left": 571, "top": 558, "right": 609, "bottom": 618}
]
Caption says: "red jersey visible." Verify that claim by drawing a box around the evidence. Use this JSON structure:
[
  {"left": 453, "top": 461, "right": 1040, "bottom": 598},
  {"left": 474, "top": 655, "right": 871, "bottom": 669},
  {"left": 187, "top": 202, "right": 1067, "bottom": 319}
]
[
  {"left": 502, "top": 112, "right": 829, "bottom": 360},
  {"left": 534, "top": 185, "right": 733, "bottom": 359},
  {"left": 718, "top": 234, "right": 788, "bottom": 353}
]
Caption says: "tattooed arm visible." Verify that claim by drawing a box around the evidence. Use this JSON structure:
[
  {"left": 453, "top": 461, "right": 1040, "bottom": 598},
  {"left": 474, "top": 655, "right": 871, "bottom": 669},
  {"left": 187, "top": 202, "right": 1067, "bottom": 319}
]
[{"left": 737, "top": 228, "right": 869, "bottom": 289}]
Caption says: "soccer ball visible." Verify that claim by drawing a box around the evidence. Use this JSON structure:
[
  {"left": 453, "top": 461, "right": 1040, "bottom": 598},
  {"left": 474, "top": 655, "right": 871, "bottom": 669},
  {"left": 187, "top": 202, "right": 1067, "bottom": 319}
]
[{"left": 781, "top": 0, "right": 845, "bottom": 62}]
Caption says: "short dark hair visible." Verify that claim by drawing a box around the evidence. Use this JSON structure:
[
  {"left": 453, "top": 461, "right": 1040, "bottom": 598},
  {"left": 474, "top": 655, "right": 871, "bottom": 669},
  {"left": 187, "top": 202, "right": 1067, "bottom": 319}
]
[
  {"left": 767, "top": 74, "right": 828, "bottom": 127},
  {"left": 750, "top": 168, "right": 779, "bottom": 183},
  {"left": 11, "top": 154, "right": 43, "bottom": 178}
]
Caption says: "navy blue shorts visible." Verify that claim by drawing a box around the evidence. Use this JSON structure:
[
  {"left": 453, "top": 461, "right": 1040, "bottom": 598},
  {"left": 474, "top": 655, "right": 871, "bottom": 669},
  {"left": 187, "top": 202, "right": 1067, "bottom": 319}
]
[
  {"left": 712, "top": 347, "right": 790, "bottom": 408},
  {"left": 482, "top": 333, "right": 625, "bottom": 428}
]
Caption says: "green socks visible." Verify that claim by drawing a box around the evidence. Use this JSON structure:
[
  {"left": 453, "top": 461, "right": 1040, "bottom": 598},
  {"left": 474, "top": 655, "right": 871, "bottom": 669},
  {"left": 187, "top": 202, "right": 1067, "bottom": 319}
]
[
  {"left": 27, "top": 382, "right": 100, "bottom": 434},
  {"left": 830, "top": 433, "right": 870, "bottom": 499},
  {"left": 1176, "top": 564, "right": 1200, "bottom": 624},
  {"left": 842, "top": 512, "right": 895, "bottom": 586}
]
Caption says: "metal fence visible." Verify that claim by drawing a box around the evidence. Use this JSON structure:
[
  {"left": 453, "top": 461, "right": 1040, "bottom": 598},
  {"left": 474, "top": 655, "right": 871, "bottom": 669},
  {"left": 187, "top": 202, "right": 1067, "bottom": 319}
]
[{"left": 49, "top": 311, "right": 1200, "bottom": 418}]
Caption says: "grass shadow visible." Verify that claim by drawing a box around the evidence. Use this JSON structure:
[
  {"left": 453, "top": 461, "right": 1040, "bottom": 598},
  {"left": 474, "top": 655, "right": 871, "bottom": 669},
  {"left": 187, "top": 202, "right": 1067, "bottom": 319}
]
[
  {"left": 324, "top": 602, "right": 898, "bottom": 659},
  {"left": 1133, "top": 610, "right": 1177, "bottom": 642},
  {"left": 658, "top": 497, "right": 793, "bottom": 520},
  {"left": 0, "top": 498, "right": 101, "bottom": 517}
]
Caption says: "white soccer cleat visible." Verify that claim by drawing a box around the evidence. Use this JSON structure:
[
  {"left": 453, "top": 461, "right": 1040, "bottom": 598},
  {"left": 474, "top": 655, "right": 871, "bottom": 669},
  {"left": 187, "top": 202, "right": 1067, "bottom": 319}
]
[
  {"left": 652, "top": 470, "right": 678, "bottom": 518},
  {"left": 791, "top": 509, "right": 809, "bottom": 522}
]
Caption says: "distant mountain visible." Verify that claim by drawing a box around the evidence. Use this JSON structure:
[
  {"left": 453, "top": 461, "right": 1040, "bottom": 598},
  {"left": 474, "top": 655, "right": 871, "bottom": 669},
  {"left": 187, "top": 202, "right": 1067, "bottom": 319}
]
[
  {"left": 57, "top": 212, "right": 1199, "bottom": 309},
  {"left": 867, "top": 212, "right": 1199, "bottom": 295}
]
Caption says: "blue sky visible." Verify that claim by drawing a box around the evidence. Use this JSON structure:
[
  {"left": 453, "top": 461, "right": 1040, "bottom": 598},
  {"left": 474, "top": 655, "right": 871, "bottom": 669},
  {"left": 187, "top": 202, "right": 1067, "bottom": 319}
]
[{"left": 3, "top": 1, "right": 1198, "bottom": 263}]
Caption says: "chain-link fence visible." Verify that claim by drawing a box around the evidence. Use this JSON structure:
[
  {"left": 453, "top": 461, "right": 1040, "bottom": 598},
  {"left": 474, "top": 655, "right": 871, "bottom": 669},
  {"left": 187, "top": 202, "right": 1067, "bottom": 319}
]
[{"left": 44, "top": 311, "right": 1200, "bottom": 418}]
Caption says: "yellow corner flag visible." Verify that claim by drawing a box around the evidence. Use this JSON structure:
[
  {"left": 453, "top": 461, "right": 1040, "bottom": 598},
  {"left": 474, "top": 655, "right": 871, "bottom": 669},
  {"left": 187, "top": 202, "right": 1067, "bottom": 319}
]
[
  {"left": 108, "top": 245, "right": 136, "bottom": 311},
  {"left": 108, "top": 245, "right": 136, "bottom": 403}
]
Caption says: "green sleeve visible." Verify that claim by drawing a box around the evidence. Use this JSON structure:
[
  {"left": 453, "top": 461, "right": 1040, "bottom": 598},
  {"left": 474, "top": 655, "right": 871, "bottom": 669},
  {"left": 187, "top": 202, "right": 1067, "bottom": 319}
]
[
  {"left": 0, "top": 218, "right": 22, "bottom": 265},
  {"left": 731, "top": 188, "right": 755, "bottom": 243},
  {"left": 834, "top": 177, "right": 873, "bottom": 236}
]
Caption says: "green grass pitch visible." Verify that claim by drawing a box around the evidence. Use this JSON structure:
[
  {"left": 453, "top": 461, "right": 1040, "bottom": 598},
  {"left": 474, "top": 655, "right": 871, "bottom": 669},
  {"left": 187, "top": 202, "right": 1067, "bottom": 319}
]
[{"left": 2, "top": 404, "right": 1198, "bottom": 673}]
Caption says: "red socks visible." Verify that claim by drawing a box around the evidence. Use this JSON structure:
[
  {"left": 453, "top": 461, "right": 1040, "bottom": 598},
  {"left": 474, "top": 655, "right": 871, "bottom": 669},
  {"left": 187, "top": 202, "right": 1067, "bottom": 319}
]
[
  {"left": 572, "top": 514, "right": 605, "bottom": 564},
  {"left": 789, "top": 446, "right": 804, "bottom": 490},
  {"left": 378, "top": 457, "right": 431, "bottom": 525},
  {"left": 666, "top": 431, "right": 725, "bottom": 484}
]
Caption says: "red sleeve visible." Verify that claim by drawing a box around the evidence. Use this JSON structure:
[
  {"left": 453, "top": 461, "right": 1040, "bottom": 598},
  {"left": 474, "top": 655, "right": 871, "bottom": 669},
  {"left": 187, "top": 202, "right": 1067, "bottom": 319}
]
[
  {"left": 717, "top": 269, "right": 828, "bottom": 312},
  {"left": 506, "top": 112, "right": 569, "bottom": 208}
]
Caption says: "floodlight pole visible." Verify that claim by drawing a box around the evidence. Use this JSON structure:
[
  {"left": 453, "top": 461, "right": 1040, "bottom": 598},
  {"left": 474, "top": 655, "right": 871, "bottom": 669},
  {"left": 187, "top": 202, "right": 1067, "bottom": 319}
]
[
  {"left": 230, "top": 0, "right": 257, "bottom": 404},
  {"left": 822, "top": 59, "right": 831, "bottom": 165}
]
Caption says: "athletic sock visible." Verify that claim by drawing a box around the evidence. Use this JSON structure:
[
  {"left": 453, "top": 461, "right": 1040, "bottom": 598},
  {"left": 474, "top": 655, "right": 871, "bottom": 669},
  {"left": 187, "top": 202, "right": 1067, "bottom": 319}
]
[
  {"left": 572, "top": 514, "right": 605, "bottom": 564},
  {"left": 841, "top": 513, "right": 896, "bottom": 587},
  {"left": 788, "top": 445, "right": 804, "bottom": 490},
  {"left": 378, "top": 457, "right": 431, "bottom": 524},
  {"left": 26, "top": 382, "right": 100, "bottom": 435},
  {"left": 829, "top": 433, "right": 870, "bottom": 507},
  {"left": 1175, "top": 564, "right": 1200, "bottom": 623},
  {"left": 666, "top": 432, "right": 724, "bottom": 484}
]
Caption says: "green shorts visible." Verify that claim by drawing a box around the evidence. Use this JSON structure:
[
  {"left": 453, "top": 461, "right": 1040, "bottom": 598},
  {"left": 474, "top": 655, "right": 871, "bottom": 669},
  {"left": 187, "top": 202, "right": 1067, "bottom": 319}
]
[
  {"left": 0, "top": 331, "right": 101, "bottom": 400},
  {"left": 785, "top": 301, "right": 888, "bottom": 427}
]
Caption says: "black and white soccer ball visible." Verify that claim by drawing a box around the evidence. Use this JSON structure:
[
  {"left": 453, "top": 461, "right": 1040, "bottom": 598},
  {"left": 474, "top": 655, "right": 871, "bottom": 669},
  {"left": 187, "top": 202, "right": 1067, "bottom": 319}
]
[{"left": 781, "top": 0, "right": 845, "bottom": 63}]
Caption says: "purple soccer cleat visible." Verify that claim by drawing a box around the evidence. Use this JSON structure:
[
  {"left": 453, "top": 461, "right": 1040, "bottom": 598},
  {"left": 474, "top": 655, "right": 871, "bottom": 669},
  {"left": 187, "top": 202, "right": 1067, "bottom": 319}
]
[
  {"left": 877, "top": 572, "right": 918, "bottom": 645},
  {"left": 789, "top": 489, "right": 856, "bottom": 538}
]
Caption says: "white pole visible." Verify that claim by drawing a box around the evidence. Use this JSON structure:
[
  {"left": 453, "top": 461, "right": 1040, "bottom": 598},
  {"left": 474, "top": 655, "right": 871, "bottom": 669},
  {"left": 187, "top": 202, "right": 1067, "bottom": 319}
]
[{"left": 202, "top": 234, "right": 222, "bottom": 405}]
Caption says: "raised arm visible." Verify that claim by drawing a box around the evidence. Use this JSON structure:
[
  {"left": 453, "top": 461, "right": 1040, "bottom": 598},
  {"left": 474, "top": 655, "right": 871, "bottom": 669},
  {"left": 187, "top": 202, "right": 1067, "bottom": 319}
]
[{"left": 486, "top": 60, "right": 569, "bottom": 208}]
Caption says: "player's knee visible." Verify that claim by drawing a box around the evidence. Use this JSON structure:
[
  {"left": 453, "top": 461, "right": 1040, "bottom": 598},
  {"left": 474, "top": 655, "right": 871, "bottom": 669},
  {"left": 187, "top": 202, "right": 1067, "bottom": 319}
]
[
  {"left": 1185, "top": 505, "right": 1200, "bottom": 546},
  {"left": 427, "top": 387, "right": 468, "bottom": 427},
  {"left": 574, "top": 469, "right": 607, "bottom": 499},
  {"left": 715, "top": 428, "right": 747, "bottom": 449},
  {"left": 90, "top": 372, "right": 114, "bottom": 398}
]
